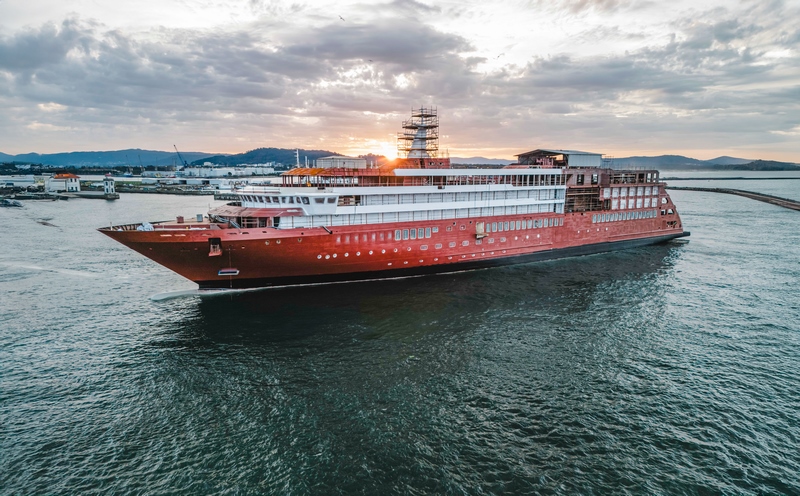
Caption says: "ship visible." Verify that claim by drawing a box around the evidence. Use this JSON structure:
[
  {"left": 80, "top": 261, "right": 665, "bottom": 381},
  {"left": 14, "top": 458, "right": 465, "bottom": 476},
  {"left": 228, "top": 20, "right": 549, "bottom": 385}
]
[{"left": 99, "top": 107, "right": 689, "bottom": 289}]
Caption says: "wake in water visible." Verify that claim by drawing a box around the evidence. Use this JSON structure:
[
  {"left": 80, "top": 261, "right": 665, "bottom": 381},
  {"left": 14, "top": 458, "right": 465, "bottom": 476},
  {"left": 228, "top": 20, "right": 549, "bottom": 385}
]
[
  {"left": 149, "top": 287, "right": 268, "bottom": 301},
  {"left": 0, "top": 261, "right": 96, "bottom": 278}
]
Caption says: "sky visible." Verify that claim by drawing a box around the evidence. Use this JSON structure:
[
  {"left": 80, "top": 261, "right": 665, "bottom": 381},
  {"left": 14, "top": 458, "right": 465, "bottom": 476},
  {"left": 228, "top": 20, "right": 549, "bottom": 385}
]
[{"left": 0, "top": 0, "right": 798, "bottom": 161}]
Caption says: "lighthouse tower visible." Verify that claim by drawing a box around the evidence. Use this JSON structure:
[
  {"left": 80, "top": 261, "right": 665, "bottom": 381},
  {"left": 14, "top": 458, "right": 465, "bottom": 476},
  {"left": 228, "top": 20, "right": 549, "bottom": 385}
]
[
  {"left": 103, "top": 177, "right": 116, "bottom": 195},
  {"left": 102, "top": 176, "right": 119, "bottom": 199}
]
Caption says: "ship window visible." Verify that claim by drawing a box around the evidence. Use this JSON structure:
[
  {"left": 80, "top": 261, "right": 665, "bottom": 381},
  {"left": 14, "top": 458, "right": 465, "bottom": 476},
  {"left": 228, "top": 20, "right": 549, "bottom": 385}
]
[
  {"left": 380, "top": 233, "right": 384, "bottom": 241},
  {"left": 460, "top": 225, "right": 466, "bottom": 231},
  {"left": 336, "top": 236, "right": 341, "bottom": 244},
  {"left": 527, "top": 220, "right": 532, "bottom": 229},
  {"left": 425, "top": 228, "right": 431, "bottom": 238},
  {"left": 372, "top": 233, "right": 376, "bottom": 241},
  {"left": 505, "top": 222, "right": 510, "bottom": 231},
  {"left": 345, "top": 235, "right": 350, "bottom": 243},
  {"left": 395, "top": 230, "right": 401, "bottom": 240},
  {"left": 388, "top": 232, "right": 393, "bottom": 240},
  {"left": 476, "top": 239, "right": 482, "bottom": 245},
  {"left": 449, "top": 242, "right": 456, "bottom": 247},
  {"left": 516, "top": 221, "right": 521, "bottom": 230},
  {"left": 432, "top": 227, "right": 439, "bottom": 233},
  {"left": 592, "top": 214, "right": 597, "bottom": 223},
  {"left": 362, "top": 234, "right": 367, "bottom": 242},
  {"left": 418, "top": 228, "right": 425, "bottom": 238},
  {"left": 577, "top": 174, "right": 584, "bottom": 185},
  {"left": 302, "top": 197, "right": 310, "bottom": 205},
  {"left": 492, "top": 222, "right": 497, "bottom": 232},
  {"left": 420, "top": 245, "right": 428, "bottom": 250},
  {"left": 500, "top": 237, "right": 507, "bottom": 242},
  {"left": 488, "top": 238, "right": 495, "bottom": 243},
  {"left": 462, "top": 240, "right": 469, "bottom": 246},
  {"left": 314, "top": 198, "right": 324, "bottom": 204},
  {"left": 410, "top": 229, "right": 416, "bottom": 240},
  {"left": 327, "top": 197, "right": 336, "bottom": 203},
  {"left": 498, "top": 223, "right": 503, "bottom": 232},
  {"left": 446, "top": 226, "right": 453, "bottom": 232},
  {"left": 435, "top": 243, "right": 442, "bottom": 249},
  {"left": 403, "top": 229, "right": 409, "bottom": 240}
]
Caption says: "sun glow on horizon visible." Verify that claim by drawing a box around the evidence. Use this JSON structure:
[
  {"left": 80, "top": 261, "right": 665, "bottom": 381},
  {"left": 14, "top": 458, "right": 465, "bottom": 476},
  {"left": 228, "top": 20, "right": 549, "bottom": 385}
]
[{"left": 348, "top": 139, "right": 398, "bottom": 161}]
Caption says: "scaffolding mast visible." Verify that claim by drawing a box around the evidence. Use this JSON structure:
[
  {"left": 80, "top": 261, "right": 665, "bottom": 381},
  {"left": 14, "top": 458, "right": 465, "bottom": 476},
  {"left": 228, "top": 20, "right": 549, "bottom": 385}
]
[{"left": 397, "top": 107, "right": 439, "bottom": 159}]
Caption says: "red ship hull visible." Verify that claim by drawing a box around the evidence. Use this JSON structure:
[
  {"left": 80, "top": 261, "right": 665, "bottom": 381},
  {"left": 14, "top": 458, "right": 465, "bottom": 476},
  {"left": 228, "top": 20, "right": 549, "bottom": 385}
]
[{"left": 100, "top": 211, "right": 688, "bottom": 289}]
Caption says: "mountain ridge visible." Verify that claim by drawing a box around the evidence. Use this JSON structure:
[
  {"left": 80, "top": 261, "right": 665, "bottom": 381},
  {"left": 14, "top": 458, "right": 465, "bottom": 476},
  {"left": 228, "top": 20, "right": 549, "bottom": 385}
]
[{"left": 1, "top": 148, "right": 797, "bottom": 170}]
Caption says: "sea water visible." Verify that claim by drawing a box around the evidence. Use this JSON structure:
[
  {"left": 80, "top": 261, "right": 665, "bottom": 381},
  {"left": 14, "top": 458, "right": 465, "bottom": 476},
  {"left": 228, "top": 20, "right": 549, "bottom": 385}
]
[{"left": 1, "top": 174, "right": 799, "bottom": 493}]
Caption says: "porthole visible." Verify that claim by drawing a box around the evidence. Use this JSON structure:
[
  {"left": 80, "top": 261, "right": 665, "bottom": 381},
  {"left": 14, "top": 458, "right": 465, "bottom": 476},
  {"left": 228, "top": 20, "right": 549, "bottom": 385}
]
[
  {"left": 344, "top": 253, "right": 349, "bottom": 257},
  {"left": 325, "top": 255, "right": 330, "bottom": 259},
  {"left": 332, "top": 253, "right": 337, "bottom": 258},
  {"left": 369, "top": 251, "right": 373, "bottom": 255},
  {"left": 317, "top": 254, "right": 322, "bottom": 259},
  {"left": 276, "top": 240, "right": 281, "bottom": 244},
  {"left": 264, "top": 241, "right": 270, "bottom": 245},
  {"left": 356, "top": 252, "right": 361, "bottom": 256}
]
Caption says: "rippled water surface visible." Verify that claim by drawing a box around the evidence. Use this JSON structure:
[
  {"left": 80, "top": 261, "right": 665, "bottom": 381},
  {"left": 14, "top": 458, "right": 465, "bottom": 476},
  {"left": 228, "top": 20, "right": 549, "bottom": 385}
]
[{"left": 2, "top": 178, "right": 799, "bottom": 494}]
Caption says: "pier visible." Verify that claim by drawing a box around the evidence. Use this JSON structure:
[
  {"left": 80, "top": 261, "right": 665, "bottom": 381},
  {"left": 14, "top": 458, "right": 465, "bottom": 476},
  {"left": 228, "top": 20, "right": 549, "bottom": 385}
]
[{"left": 666, "top": 186, "right": 800, "bottom": 211}]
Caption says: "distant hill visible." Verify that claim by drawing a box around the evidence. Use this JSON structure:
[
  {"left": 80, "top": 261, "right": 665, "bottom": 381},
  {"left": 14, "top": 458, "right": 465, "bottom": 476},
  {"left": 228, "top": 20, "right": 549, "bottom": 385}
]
[
  {"left": 706, "top": 156, "right": 754, "bottom": 166},
  {"left": 0, "top": 149, "right": 218, "bottom": 167},
  {"left": 608, "top": 155, "right": 708, "bottom": 169},
  {"left": 0, "top": 152, "right": 13, "bottom": 162},
  {"left": 710, "top": 160, "right": 800, "bottom": 171},
  {"left": 194, "top": 147, "right": 341, "bottom": 166},
  {"left": 450, "top": 156, "right": 513, "bottom": 166},
  {"left": 608, "top": 155, "right": 798, "bottom": 170}
]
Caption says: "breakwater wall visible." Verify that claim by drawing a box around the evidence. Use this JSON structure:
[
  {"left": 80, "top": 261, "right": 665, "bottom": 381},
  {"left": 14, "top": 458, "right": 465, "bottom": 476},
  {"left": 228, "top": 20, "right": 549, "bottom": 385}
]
[{"left": 667, "top": 186, "right": 800, "bottom": 211}]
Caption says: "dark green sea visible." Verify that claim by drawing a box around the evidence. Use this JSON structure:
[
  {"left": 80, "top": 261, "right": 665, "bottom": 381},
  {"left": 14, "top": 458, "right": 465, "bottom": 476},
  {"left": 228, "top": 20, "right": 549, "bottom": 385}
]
[{"left": 2, "top": 173, "right": 799, "bottom": 494}]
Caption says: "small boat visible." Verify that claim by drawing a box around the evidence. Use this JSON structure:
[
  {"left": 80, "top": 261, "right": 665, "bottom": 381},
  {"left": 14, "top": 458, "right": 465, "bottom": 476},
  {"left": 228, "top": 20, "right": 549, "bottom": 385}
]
[{"left": 1, "top": 198, "right": 24, "bottom": 207}]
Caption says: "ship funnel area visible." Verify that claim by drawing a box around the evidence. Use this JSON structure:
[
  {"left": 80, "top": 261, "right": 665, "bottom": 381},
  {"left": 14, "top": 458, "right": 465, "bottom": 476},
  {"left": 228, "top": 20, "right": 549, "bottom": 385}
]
[{"left": 397, "top": 107, "right": 449, "bottom": 169}]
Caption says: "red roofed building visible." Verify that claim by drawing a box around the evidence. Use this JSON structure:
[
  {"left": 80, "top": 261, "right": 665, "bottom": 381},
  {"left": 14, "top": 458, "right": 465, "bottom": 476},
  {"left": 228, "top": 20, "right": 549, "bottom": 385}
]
[{"left": 46, "top": 173, "right": 81, "bottom": 192}]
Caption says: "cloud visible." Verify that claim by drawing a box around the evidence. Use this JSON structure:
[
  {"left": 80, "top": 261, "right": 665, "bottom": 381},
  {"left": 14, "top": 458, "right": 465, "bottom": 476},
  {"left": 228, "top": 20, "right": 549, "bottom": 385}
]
[
  {"left": 0, "top": 18, "right": 87, "bottom": 71},
  {"left": 0, "top": 0, "right": 798, "bottom": 160}
]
